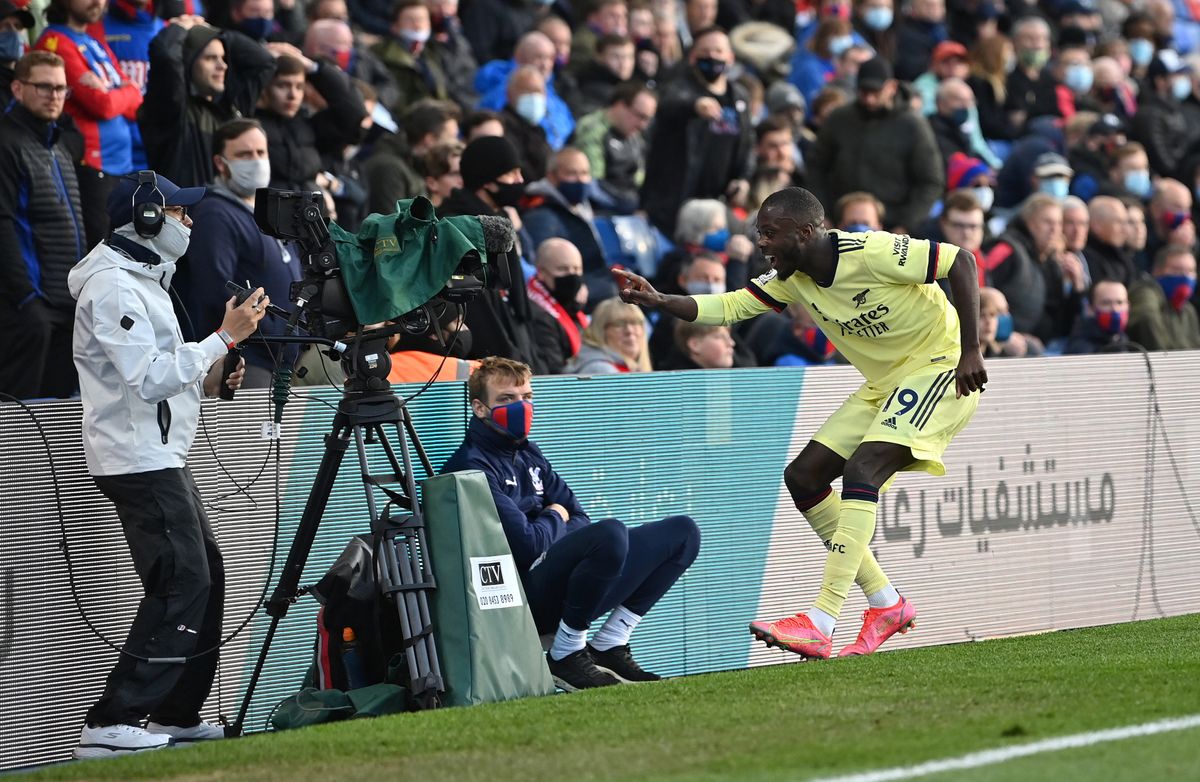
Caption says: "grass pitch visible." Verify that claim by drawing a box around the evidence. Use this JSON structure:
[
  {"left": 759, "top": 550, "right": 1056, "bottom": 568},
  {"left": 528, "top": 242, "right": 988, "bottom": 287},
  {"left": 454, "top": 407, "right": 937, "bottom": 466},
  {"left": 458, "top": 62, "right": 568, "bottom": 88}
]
[{"left": 23, "top": 614, "right": 1200, "bottom": 782}]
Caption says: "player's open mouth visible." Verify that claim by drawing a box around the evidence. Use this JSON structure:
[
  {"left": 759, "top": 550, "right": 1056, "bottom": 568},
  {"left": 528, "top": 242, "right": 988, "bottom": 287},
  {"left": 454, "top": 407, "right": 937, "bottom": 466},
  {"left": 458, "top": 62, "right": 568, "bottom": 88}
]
[{"left": 766, "top": 255, "right": 776, "bottom": 267}]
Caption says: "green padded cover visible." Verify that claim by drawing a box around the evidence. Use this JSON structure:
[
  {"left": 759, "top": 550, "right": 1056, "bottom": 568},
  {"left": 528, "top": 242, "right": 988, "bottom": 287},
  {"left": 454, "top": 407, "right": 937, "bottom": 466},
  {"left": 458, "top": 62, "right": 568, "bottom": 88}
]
[{"left": 422, "top": 471, "right": 555, "bottom": 706}]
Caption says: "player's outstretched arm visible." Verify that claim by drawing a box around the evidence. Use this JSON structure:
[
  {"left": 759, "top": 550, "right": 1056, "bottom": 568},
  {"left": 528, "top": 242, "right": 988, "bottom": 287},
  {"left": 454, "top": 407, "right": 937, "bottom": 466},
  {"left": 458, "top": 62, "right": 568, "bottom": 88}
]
[
  {"left": 614, "top": 268, "right": 700, "bottom": 322},
  {"left": 947, "top": 248, "right": 988, "bottom": 398}
]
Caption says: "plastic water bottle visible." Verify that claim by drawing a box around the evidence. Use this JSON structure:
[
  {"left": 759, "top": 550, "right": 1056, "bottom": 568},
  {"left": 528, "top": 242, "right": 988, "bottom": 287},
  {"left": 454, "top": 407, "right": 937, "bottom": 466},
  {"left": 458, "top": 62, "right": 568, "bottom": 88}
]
[{"left": 341, "top": 627, "right": 368, "bottom": 690}]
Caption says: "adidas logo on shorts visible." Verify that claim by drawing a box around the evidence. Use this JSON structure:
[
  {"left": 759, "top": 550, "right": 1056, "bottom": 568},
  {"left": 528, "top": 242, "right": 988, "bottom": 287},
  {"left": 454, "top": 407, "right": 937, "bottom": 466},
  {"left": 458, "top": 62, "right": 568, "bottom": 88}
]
[{"left": 881, "top": 417, "right": 898, "bottom": 429}]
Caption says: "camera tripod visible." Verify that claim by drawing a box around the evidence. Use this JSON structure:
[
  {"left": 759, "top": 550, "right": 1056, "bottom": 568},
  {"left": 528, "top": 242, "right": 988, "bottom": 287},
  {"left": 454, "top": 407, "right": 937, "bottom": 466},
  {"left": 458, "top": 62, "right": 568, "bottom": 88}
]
[{"left": 230, "top": 362, "right": 444, "bottom": 736}]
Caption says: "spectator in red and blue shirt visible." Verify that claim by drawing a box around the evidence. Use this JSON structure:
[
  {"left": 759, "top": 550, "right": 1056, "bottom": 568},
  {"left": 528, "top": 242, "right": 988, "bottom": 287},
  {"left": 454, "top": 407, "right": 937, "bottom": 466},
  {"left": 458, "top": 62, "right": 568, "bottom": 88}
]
[{"left": 37, "top": 0, "right": 143, "bottom": 248}]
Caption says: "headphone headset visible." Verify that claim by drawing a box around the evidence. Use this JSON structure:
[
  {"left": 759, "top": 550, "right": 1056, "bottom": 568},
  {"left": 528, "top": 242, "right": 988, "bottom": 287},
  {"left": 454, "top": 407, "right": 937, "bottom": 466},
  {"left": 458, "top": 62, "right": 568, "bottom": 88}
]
[{"left": 131, "top": 170, "right": 166, "bottom": 238}]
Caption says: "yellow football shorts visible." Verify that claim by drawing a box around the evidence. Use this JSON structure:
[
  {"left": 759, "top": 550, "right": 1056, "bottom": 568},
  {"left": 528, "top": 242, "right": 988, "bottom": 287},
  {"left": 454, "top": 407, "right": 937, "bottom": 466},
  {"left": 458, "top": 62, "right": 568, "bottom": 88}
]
[{"left": 812, "top": 364, "right": 980, "bottom": 477}]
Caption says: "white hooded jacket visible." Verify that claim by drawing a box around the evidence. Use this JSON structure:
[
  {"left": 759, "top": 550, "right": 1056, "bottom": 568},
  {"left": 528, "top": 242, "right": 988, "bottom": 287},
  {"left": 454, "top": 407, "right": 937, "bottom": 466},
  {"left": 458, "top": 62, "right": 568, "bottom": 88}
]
[{"left": 68, "top": 239, "right": 227, "bottom": 477}]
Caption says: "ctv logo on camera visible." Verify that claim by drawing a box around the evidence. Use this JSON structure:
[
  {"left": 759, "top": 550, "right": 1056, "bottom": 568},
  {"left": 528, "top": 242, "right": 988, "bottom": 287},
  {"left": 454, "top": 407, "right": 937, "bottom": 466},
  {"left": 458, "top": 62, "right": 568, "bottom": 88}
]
[
  {"left": 469, "top": 555, "right": 523, "bottom": 611},
  {"left": 478, "top": 561, "right": 504, "bottom": 586}
]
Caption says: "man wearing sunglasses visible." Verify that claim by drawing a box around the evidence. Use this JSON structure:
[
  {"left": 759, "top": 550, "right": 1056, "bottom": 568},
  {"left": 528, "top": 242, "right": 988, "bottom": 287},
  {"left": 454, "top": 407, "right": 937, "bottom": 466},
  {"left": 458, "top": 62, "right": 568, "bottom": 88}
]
[{"left": 0, "top": 50, "right": 87, "bottom": 401}]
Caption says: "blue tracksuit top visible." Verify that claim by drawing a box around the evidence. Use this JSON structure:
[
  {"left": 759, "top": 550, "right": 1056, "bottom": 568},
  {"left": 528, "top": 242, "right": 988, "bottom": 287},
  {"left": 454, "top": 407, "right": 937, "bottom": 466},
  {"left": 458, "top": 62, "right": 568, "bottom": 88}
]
[{"left": 442, "top": 416, "right": 590, "bottom": 572}]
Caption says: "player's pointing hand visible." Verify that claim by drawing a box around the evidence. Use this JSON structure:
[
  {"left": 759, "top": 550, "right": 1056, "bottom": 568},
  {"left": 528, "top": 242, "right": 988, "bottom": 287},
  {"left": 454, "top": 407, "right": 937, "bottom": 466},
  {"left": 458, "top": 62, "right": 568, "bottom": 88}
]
[{"left": 614, "top": 268, "right": 662, "bottom": 308}]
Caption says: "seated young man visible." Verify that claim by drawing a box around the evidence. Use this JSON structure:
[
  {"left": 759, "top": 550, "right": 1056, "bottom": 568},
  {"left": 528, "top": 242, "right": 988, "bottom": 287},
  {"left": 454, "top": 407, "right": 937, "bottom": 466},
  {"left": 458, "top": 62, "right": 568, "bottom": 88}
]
[{"left": 442, "top": 357, "right": 701, "bottom": 690}]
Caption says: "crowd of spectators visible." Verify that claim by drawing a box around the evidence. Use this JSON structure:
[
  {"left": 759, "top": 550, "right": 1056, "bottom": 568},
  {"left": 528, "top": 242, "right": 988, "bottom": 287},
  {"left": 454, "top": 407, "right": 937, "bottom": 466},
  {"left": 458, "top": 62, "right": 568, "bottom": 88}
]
[{"left": 3, "top": 0, "right": 1200, "bottom": 400}]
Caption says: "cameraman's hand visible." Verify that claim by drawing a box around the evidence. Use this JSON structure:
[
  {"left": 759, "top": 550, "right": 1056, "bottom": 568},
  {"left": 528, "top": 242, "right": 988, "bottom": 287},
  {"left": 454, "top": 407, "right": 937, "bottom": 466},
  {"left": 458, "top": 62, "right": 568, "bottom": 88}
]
[
  {"left": 546, "top": 503, "right": 569, "bottom": 523},
  {"left": 220, "top": 287, "right": 268, "bottom": 343},
  {"left": 203, "top": 355, "right": 245, "bottom": 397}
]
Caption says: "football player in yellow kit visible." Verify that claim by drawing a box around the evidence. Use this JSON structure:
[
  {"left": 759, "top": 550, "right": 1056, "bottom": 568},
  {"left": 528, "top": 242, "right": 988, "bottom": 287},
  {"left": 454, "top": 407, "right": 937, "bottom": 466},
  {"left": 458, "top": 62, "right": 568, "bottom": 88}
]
[{"left": 615, "top": 187, "right": 987, "bottom": 658}]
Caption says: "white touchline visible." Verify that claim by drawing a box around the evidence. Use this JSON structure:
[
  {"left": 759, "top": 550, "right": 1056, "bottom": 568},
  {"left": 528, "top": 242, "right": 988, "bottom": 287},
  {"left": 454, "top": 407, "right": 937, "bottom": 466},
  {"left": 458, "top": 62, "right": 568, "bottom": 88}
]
[{"left": 807, "top": 713, "right": 1200, "bottom": 782}]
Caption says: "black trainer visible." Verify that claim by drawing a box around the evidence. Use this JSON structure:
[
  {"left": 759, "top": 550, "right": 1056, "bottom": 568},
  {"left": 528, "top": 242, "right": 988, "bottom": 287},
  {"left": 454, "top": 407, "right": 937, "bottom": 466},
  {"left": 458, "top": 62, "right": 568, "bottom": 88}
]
[
  {"left": 588, "top": 644, "right": 662, "bottom": 683},
  {"left": 546, "top": 648, "right": 621, "bottom": 691}
]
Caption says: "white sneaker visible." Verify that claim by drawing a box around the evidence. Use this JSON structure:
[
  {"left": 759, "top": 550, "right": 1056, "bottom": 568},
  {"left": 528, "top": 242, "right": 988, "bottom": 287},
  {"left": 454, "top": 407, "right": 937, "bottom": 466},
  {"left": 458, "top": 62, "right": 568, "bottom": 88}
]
[
  {"left": 146, "top": 721, "right": 226, "bottom": 744},
  {"left": 74, "top": 724, "right": 172, "bottom": 759}
]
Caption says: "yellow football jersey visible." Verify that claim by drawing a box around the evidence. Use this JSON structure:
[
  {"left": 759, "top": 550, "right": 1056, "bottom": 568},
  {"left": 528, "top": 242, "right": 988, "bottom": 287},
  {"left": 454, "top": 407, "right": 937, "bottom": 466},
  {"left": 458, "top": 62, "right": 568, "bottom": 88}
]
[{"left": 695, "top": 230, "right": 964, "bottom": 391}]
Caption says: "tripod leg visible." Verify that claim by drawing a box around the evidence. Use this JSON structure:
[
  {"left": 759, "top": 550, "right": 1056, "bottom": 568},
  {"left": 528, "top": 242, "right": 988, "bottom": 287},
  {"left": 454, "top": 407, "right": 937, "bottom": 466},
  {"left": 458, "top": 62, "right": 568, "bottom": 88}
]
[{"left": 231, "top": 416, "right": 352, "bottom": 735}]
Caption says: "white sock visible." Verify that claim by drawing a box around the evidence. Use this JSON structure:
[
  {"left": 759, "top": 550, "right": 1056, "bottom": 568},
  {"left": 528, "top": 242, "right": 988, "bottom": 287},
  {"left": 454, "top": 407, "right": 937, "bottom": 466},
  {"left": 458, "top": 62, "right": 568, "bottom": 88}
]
[
  {"left": 867, "top": 584, "right": 900, "bottom": 609},
  {"left": 808, "top": 607, "right": 837, "bottom": 637},
  {"left": 588, "top": 606, "right": 642, "bottom": 651},
  {"left": 548, "top": 620, "right": 588, "bottom": 661}
]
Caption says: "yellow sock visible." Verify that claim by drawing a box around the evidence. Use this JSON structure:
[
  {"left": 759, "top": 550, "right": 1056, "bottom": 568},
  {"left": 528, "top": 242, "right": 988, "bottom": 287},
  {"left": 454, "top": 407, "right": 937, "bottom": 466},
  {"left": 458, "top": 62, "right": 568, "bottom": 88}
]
[
  {"left": 813, "top": 489, "right": 880, "bottom": 617},
  {"left": 798, "top": 489, "right": 891, "bottom": 598}
]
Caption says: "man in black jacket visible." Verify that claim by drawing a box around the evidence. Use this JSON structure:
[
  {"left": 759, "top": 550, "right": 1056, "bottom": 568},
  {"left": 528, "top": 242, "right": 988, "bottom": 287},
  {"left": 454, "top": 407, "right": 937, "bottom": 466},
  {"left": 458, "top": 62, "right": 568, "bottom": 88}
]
[
  {"left": 1132, "top": 49, "right": 1192, "bottom": 181},
  {"left": 140, "top": 16, "right": 276, "bottom": 187},
  {"left": 640, "top": 26, "right": 752, "bottom": 237},
  {"left": 1084, "top": 196, "right": 1136, "bottom": 286},
  {"left": 0, "top": 51, "right": 86, "bottom": 399},
  {"left": 439, "top": 135, "right": 551, "bottom": 374}
]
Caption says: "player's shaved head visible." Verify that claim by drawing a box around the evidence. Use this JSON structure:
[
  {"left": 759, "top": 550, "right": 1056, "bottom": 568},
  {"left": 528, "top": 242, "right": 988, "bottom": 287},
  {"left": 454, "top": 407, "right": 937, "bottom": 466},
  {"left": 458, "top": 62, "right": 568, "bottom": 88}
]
[{"left": 761, "top": 187, "right": 824, "bottom": 226}]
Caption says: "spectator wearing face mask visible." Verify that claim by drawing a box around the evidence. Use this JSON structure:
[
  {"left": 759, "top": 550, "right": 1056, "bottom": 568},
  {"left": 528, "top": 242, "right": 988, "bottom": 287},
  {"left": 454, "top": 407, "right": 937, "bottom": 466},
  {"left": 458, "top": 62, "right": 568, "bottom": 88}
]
[
  {"left": 833, "top": 191, "right": 884, "bottom": 232},
  {"left": 979, "top": 286, "right": 1039, "bottom": 358},
  {"left": 641, "top": 27, "right": 753, "bottom": 237},
  {"left": 371, "top": 0, "right": 448, "bottom": 115},
  {"left": 1144, "top": 177, "right": 1198, "bottom": 271},
  {"left": 1132, "top": 49, "right": 1192, "bottom": 181},
  {"left": 303, "top": 18, "right": 400, "bottom": 113},
  {"left": 1007, "top": 16, "right": 1059, "bottom": 130},
  {"left": 652, "top": 198, "right": 754, "bottom": 305},
  {"left": 0, "top": 1, "right": 36, "bottom": 99},
  {"left": 893, "top": 0, "right": 948, "bottom": 82},
  {"left": 1030, "top": 151, "right": 1074, "bottom": 201},
  {"left": 439, "top": 135, "right": 551, "bottom": 374},
  {"left": 1054, "top": 33, "right": 1093, "bottom": 117},
  {"left": 501, "top": 65, "right": 554, "bottom": 182},
  {"left": 647, "top": 250, "right": 723, "bottom": 364},
  {"left": 522, "top": 147, "right": 617, "bottom": 306},
  {"left": 527, "top": 238, "right": 589, "bottom": 373},
  {"left": 945, "top": 154, "right": 995, "bottom": 217},
  {"left": 475, "top": 31, "right": 576, "bottom": 151},
  {"left": 1065, "top": 279, "right": 1138, "bottom": 353},
  {"left": 788, "top": 17, "right": 854, "bottom": 106},
  {"left": 852, "top": 0, "right": 895, "bottom": 64},
  {"left": 175, "top": 119, "right": 301, "bottom": 387},
  {"left": 1127, "top": 244, "right": 1200, "bottom": 349},
  {"left": 1104, "top": 141, "right": 1153, "bottom": 201}
]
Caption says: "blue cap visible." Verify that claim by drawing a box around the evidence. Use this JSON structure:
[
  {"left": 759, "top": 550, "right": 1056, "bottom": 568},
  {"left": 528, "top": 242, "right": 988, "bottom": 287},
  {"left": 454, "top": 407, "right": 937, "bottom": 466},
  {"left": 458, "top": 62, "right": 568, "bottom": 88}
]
[{"left": 107, "top": 171, "right": 207, "bottom": 229}]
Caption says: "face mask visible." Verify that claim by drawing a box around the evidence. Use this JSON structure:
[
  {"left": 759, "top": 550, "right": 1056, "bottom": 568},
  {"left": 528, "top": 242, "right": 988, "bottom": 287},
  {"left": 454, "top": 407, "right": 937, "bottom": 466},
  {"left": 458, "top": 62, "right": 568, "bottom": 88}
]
[
  {"left": 862, "top": 7, "right": 892, "bottom": 30},
  {"left": 222, "top": 157, "right": 271, "bottom": 197},
  {"left": 238, "top": 16, "right": 273, "bottom": 40},
  {"left": 486, "top": 399, "right": 533, "bottom": 440},
  {"left": 685, "top": 280, "right": 725, "bottom": 295},
  {"left": 551, "top": 273, "right": 584, "bottom": 310},
  {"left": 1004, "top": 54, "right": 1017, "bottom": 74},
  {"left": 0, "top": 29, "right": 26, "bottom": 61},
  {"left": 1065, "top": 64, "right": 1093, "bottom": 94},
  {"left": 801, "top": 326, "right": 835, "bottom": 359},
  {"left": 994, "top": 311, "right": 1014, "bottom": 342},
  {"left": 557, "top": 180, "right": 587, "bottom": 206},
  {"left": 515, "top": 92, "right": 547, "bottom": 125},
  {"left": 842, "top": 222, "right": 873, "bottom": 233},
  {"left": 1094, "top": 309, "right": 1128, "bottom": 335},
  {"left": 828, "top": 35, "right": 854, "bottom": 57},
  {"left": 948, "top": 107, "right": 969, "bottom": 127},
  {"left": 490, "top": 180, "right": 526, "bottom": 208},
  {"left": 1162, "top": 210, "right": 1190, "bottom": 232},
  {"left": 1172, "top": 75, "right": 1192, "bottom": 101},
  {"left": 695, "top": 57, "right": 727, "bottom": 83},
  {"left": 152, "top": 215, "right": 192, "bottom": 261},
  {"left": 1129, "top": 38, "right": 1154, "bottom": 67},
  {"left": 1157, "top": 274, "right": 1197, "bottom": 311},
  {"left": 334, "top": 48, "right": 357, "bottom": 73},
  {"left": 1039, "top": 177, "right": 1069, "bottom": 199},
  {"left": 701, "top": 227, "right": 730, "bottom": 252},
  {"left": 1018, "top": 48, "right": 1049, "bottom": 70},
  {"left": 972, "top": 186, "right": 995, "bottom": 213},
  {"left": 399, "top": 28, "right": 431, "bottom": 52},
  {"left": 1124, "top": 169, "right": 1152, "bottom": 199}
]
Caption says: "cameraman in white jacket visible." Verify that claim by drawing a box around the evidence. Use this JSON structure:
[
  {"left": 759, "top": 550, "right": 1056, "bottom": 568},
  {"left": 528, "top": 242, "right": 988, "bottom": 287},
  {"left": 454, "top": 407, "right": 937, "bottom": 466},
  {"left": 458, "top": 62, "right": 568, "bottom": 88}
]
[{"left": 68, "top": 171, "right": 267, "bottom": 759}]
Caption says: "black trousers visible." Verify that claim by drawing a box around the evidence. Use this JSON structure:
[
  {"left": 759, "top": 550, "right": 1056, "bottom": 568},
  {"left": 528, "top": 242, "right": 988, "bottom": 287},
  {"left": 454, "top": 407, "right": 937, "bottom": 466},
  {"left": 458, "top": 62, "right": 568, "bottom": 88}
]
[
  {"left": 523, "top": 515, "right": 701, "bottom": 634},
  {"left": 0, "top": 298, "right": 77, "bottom": 400},
  {"left": 86, "top": 468, "right": 225, "bottom": 728}
]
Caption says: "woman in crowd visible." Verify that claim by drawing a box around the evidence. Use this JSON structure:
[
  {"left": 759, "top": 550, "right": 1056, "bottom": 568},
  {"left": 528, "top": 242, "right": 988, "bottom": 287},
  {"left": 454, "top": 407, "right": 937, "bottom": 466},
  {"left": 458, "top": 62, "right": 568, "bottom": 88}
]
[{"left": 567, "top": 298, "right": 653, "bottom": 374}]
